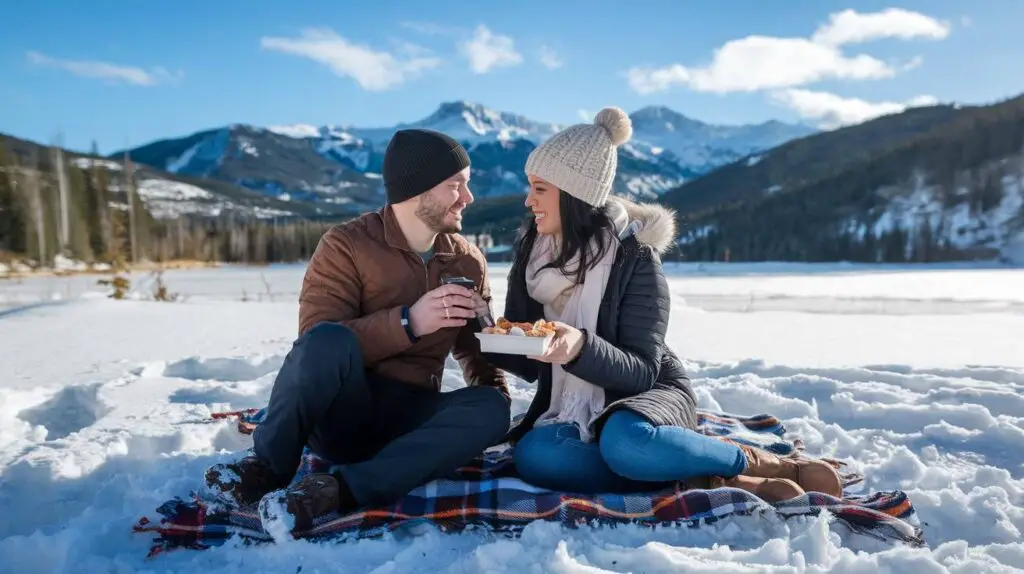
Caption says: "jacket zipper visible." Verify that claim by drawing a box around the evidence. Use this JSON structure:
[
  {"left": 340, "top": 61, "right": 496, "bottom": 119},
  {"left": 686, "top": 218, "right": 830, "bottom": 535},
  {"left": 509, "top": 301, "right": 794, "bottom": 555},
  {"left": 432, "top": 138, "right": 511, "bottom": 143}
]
[
  {"left": 411, "top": 251, "right": 442, "bottom": 392},
  {"left": 422, "top": 255, "right": 430, "bottom": 294},
  {"left": 425, "top": 256, "right": 437, "bottom": 391}
]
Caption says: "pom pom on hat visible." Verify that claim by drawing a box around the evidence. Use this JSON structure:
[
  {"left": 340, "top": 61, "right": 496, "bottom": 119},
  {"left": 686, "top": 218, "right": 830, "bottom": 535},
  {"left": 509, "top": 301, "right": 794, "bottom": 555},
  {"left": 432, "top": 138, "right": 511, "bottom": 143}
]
[
  {"left": 523, "top": 104, "right": 634, "bottom": 207},
  {"left": 593, "top": 106, "right": 632, "bottom": 146}
]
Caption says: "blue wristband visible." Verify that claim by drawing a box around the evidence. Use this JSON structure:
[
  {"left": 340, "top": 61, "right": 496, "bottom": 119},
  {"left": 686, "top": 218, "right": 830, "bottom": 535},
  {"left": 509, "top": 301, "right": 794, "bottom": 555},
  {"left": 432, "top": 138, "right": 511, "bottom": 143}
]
[{"left": 401, "top": 306, "right": 419, "bottom": 343}]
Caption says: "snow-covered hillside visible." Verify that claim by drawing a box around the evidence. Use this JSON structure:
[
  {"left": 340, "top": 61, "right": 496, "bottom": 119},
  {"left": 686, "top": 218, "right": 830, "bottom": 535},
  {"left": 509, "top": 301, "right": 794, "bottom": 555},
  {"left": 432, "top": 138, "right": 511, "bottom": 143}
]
[
  {"left": 71, "top": 158, "right": 305, "bottom": 221},
  {"left": 866, "top": 159, "right": 1024, "bottom": 263},
  {"left": 1, "top": 263, "right": 1023, "bottom": 573},
  {"left": 678, "top": 164, "right": 1024, "bottom": 262},
  {"left": 132, "top": 178, "right": 295, "bottom": 219}
]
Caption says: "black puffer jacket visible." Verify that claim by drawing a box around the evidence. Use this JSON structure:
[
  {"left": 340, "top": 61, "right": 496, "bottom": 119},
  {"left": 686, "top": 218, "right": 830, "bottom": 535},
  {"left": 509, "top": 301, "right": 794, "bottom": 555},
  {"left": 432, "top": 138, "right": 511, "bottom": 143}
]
[{"left": 486, "top": 197, "right": 699, "bottom": 444}]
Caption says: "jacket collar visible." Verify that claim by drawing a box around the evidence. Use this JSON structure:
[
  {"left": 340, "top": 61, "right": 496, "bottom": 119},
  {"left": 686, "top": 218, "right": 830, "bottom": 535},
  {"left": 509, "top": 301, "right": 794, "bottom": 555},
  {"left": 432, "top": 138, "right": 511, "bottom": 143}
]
[{"left": 381, "top": 205, "right": 458, "bottom": 259}]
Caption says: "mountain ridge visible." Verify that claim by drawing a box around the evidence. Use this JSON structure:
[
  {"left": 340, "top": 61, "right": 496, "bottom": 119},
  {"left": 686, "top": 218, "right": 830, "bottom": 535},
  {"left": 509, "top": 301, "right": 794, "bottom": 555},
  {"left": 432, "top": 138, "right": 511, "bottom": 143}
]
[{"left": 110, "top": 100, "right": 817, "bottom": 211}]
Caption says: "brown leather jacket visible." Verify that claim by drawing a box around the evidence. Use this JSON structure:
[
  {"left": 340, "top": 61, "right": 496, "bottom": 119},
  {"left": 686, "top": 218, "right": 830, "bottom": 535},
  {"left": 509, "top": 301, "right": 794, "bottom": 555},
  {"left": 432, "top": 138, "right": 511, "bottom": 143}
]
[{"left": 298, "top": 206, "right": 508, "bottom": 396}]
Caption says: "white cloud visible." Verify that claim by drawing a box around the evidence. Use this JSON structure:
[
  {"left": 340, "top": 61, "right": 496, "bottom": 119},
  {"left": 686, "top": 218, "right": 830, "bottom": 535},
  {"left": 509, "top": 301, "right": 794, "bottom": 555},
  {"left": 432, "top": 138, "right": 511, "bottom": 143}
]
[
  {"left": 398, "top": 22, "right": 561, "bottom": 72},
  {"left": 811, "top": 8, "right": 951, "bottom": 46},
  {"left": 260, "top": 28, "right": 440, "bottom": 91},
  {"left": 577, "top": 109, "right": 592, "bottom": 121},
  {"left": 458, "top": 25, "right": 523, "bottom": 74},
  {"left": 26, "top": 51, "right": 182, "bottom": 86},
  {"left": 538, "top": 46, "right": 564, "bottom": 69},
  {"left": 626, "top": 8, "right": 949, "bottom": 95},
  {"left": 772, "top": 88, "right": 939, "bottom": 128},
  {"left": 627, "top": 37, "right": 894, "bottom": 94}
]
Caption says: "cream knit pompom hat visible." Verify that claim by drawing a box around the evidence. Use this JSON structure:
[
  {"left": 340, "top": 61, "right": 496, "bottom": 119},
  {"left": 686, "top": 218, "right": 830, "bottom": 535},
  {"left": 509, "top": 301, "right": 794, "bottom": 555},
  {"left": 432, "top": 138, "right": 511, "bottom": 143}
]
[{"left": 524, "top": 106, "right": 632, "bottom": 207}]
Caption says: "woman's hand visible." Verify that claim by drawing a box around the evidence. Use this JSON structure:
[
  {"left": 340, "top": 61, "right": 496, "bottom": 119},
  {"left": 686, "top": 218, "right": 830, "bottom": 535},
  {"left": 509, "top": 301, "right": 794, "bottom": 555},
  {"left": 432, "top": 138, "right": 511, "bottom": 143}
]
[
  {"left": 529, "top": 321, "right": 585, "bottom": 365},
  {"left": 468, "top": 292, "right": 495, "bottom": 325}
]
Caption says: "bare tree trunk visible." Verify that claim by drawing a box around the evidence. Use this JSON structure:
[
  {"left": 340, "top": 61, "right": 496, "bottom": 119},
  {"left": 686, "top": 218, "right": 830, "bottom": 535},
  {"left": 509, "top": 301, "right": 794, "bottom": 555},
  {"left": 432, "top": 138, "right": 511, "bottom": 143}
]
[
  {"left": 177, "top": 217, "right": 185, "bottom": 259},
  {"left": 161, "top": 223, "right": 169, "bottom": 261},
  {"left": 302, "top": 220, "right": 309, "bottom": 257},
  {"left": 123, "top": 151, "right": 138, "bottom": 265},
  {"left": 52, "top": 136, "right": 70, "bottom": 253}
]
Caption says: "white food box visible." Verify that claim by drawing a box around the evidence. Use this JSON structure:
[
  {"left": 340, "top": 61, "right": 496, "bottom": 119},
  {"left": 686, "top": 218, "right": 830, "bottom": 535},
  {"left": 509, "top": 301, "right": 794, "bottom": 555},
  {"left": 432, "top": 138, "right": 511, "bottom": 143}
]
[{"left": 475, "top": 332, "right": 553, "bottom": 355}]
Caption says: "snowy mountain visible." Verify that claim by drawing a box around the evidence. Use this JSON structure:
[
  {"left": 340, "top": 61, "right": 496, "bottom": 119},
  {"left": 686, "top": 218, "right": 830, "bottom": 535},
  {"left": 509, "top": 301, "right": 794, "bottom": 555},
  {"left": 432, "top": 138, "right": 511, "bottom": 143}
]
[
  {"left": 115, "top": 101, "right": 814, "bottom": 208},
  {"left": 114, "top": 125, "right": 384, "bottom": 209},
  {"left": 628, "top": 105, "right": 817, "bottom": 166}
]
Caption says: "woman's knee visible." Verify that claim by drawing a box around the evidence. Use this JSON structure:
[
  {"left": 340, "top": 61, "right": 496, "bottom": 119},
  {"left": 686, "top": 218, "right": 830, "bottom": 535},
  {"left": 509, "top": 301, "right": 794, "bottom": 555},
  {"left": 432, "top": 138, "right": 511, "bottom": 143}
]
[
  {"left": 513, "top": 425, "right": 563, "bottom": 476},
  {"left": 513, "top": 424, "right": 599, "bottom": 487},
  {"left": 599, "top": 410, "right": 658, "bottom": 480}
]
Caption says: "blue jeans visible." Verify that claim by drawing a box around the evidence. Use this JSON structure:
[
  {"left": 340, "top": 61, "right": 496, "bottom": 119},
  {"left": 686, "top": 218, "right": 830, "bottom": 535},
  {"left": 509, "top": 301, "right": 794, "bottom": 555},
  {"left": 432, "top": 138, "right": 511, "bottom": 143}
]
[{"left": 512, "top": 410, "right": 747, "bottom": 493}]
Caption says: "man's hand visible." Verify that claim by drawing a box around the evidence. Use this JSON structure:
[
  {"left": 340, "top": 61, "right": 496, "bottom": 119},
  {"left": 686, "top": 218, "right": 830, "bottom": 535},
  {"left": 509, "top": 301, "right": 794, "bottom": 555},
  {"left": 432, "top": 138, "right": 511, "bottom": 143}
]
[
  {"left": 529, "top": 321, "right": 585, "bottom": 365},
  {"left": 408, "top": 284, "right": 478, "bottom": 338}
]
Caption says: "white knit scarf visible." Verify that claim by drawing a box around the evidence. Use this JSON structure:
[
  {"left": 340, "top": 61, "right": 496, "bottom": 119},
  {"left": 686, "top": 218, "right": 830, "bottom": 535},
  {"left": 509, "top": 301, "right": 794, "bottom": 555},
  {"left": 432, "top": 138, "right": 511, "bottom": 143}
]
[{"left": 525, "top": 226, "right": 622, "bottom": 442}]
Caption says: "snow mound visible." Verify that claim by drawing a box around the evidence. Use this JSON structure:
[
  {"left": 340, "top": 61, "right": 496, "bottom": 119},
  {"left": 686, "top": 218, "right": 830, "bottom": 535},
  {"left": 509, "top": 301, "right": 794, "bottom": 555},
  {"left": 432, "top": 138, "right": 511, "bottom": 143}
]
[
  {"left": 16, "top": 383, "right": 114, "bottom": 441},
  {"left": 158, "top": 355, "right": 285, "bottom": 382}
]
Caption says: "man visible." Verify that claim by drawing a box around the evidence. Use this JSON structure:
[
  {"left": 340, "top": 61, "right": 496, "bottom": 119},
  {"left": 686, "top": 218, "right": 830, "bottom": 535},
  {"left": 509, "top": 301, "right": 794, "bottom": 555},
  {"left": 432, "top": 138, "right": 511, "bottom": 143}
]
[{"left": 206, "top": 128, "right": 511, "bottom": 532}]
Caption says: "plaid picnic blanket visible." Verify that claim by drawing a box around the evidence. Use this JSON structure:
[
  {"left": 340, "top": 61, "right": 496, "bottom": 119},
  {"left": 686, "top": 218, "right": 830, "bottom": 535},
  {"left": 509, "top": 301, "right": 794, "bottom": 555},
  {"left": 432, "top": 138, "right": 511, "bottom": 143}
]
[{"left": 133, "top": 407, "right": 925, "bottom": 557}]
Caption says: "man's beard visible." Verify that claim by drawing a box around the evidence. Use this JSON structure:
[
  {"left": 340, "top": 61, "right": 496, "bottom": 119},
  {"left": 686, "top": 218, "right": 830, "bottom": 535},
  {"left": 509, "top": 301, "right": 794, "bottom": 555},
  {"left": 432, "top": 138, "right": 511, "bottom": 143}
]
[{"left": 416, "top": 195, "right": 461, "bottom": 234}]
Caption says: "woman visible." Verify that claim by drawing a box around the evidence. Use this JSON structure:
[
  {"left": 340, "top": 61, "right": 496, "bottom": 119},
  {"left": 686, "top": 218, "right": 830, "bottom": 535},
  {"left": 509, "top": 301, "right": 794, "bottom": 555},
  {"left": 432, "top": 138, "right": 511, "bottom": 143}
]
[{"left": 483, "top": 107, "right": 843, "bottom": 502}]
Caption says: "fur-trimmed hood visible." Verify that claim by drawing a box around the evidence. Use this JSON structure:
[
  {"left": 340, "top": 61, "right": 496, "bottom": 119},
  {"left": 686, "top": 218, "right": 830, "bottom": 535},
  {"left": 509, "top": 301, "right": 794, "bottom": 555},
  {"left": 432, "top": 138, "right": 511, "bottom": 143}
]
[{"left": 606, "top": 196, "right": 677, "bottom": 255}]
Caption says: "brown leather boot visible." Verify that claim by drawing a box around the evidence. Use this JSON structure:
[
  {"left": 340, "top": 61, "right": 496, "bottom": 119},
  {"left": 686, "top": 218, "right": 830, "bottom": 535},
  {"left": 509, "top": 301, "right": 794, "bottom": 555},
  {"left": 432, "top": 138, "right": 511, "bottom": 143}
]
[
  {"left": 205, "top": 455, "right": 293, "bottom": 506},
  {"left": 712, "top": 475, "right": 805, "bottom": 503},
  {"left": 284, "top": 473, "right": 358, "bottom": 533},
  {"left": 736, "top": 445, "right": 844, "bottom": 498}
]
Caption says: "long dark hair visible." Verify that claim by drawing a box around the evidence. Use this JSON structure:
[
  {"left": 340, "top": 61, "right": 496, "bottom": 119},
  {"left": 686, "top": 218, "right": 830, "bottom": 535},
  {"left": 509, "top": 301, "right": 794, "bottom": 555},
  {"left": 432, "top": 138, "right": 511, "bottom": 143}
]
[{"left": 512, "top": 190, "right": 615, "bottom": 285}]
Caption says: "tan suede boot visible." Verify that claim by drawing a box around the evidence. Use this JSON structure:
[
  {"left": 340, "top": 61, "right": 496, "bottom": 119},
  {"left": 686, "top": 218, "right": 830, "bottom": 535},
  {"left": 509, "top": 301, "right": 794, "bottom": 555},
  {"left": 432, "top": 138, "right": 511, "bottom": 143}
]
[
  {"left": 713, "top": 475, "right": 805, "bottom": 503},
  {"left": 683, "top": 474, "right": 805, "bottom": 504},
  {"left": 736, "top": 445, "right": 844, "bottom": 498}
]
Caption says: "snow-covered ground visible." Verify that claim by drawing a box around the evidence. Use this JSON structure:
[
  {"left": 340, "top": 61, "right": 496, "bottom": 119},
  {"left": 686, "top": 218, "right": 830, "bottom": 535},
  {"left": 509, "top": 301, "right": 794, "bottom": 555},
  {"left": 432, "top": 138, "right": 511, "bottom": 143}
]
[{"left": 2, "top": 262, "right": 1024, "bottom": 573}]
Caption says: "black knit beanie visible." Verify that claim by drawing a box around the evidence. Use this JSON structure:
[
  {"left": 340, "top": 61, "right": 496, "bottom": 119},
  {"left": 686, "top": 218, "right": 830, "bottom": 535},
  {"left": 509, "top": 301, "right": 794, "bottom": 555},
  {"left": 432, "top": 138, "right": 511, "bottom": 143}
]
[{"left": 381, "top": 128, "right": 471, "bottom": 204}]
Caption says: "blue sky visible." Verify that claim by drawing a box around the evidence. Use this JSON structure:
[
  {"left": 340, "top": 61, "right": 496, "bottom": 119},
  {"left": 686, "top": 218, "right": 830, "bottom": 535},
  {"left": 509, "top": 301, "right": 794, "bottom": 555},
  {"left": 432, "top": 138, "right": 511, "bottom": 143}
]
[{"left": 2, "top": 0, "right": 1022, "bottom": 153}]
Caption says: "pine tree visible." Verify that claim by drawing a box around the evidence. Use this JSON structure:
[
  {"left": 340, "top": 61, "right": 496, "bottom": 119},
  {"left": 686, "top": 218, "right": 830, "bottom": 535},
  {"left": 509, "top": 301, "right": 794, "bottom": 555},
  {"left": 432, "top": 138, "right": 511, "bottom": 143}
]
[
  {"left": 0, "top": 143, "right": 29, "bottom": 255},
  {"left": 66, "top": 166, "right": 95, "bottom": 261}
]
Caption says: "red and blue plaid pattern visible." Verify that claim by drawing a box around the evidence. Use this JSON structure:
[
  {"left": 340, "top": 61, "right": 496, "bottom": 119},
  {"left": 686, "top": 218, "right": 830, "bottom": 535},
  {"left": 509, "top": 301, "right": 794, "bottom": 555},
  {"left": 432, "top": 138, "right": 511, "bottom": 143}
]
[{"left": 133, "top": 408, "right": 924, "bottom": 558}]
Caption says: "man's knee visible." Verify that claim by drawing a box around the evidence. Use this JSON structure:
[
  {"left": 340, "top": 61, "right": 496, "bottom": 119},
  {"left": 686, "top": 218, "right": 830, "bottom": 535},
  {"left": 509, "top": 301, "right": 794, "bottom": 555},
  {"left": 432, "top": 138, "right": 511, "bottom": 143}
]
[
  {"left": 292, "top": 322, "right": 362, "bottom": 368},
  {"left": 457, "top": 386, "right": 512, "bottom": 439},
  {"left": 280, "top": 322, "right": 363, "bottom": 395},
  {"left": 299, "top": 321, "right": 360, "bottom": 353},
  {"left": 475, "top": 385, "right": 512, "bottom": 416}
]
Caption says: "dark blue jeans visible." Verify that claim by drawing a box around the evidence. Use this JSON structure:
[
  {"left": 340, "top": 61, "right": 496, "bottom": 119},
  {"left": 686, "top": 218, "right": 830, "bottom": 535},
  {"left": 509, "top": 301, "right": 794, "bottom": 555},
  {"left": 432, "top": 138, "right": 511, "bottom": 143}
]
[
  {"left": 253, "top": 322, "right": 511, "bottom": 507},
  {"left": 512, "top": 410, "right": 747, "bottom": 493}
]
